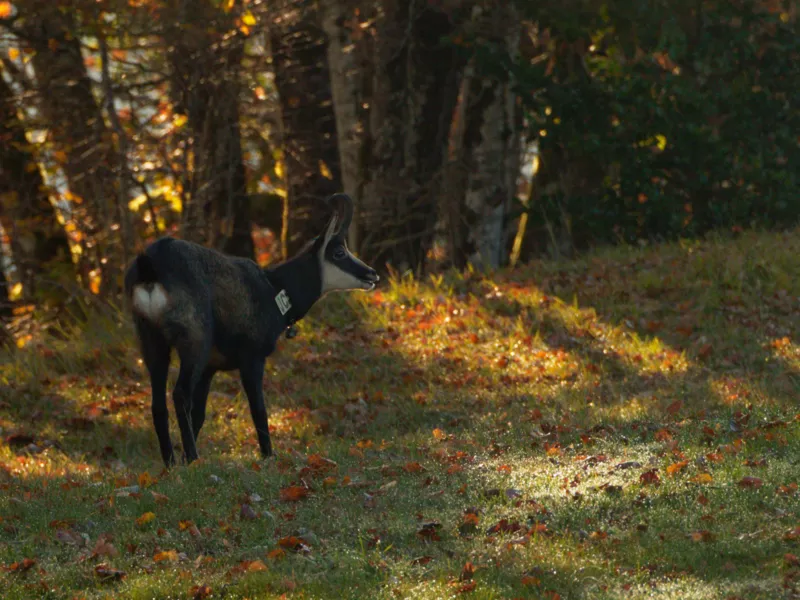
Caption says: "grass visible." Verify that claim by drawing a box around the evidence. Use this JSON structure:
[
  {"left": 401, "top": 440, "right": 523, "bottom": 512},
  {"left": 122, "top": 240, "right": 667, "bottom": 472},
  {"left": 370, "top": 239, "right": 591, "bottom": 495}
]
[{"left": 1, "top": 229, "right": 800, "bottom": 599}]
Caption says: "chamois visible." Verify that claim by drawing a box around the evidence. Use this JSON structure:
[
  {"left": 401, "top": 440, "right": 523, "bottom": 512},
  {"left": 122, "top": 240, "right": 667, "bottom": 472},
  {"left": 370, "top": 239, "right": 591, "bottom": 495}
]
[{"left": 124, "top": 193, "right": 378, "bottom": 466}]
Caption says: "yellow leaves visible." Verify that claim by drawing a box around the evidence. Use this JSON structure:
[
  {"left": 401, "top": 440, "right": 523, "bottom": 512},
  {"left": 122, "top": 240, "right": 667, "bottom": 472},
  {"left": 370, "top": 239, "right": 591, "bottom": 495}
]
[
  {"left": 172, "top": 113, "right": 188, "bottom": 130},
  {"left": 136, "top": 512, "right": 156, "bottom": 526},
  {"left": 319, "top": 160, "right": 332, "bottom": 180},
  {"left": 254, "top": 86, "right": 266, "bottom": 100},
  {"left": 0, "top": 2, "right": 12, "bottom": 18},
  {"left": 241, "top": 10, "right": 256, "bottom": 26},
  {"left": 690, "top": 473, "right": 713, "bottom": 484},
  {"left": 9, "top": 281, "right": 22, "bottom": 301},
  {"left": 153, "top": 549, "right": 179, "bottom": 562},
  {"left": 666, "top": 460, "right": 688, "bottom": 476},
  {"left": 88, "top": 269, "right": 102, "bottom": 295},
  {"left": 7, "top": 47, "right": 19, "bottom": 61},
  {"left": 432, "top": 428, "right": 447, "bottom": 441},
  {"left": 138, "top": 471, "right": 154, "bottom": 488}
]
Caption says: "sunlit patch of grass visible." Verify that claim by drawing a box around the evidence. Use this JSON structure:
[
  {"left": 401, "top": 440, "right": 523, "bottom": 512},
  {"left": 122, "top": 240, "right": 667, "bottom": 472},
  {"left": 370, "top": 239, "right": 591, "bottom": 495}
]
[{"left": 2, "top": 230, "right": 800, "bottom": 598}]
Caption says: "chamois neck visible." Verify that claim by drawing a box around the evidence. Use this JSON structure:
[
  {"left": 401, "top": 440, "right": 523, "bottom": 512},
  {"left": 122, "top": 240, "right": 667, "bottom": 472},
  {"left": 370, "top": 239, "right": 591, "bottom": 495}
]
[{"left": 264, "top": 252, "right": 321, "bottom": 325}]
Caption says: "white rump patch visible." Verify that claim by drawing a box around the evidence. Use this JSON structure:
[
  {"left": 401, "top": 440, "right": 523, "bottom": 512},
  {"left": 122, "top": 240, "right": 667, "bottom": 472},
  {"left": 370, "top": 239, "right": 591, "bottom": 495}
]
[{"left": 132, "top": 283, "right": 169, "bottom": 320}]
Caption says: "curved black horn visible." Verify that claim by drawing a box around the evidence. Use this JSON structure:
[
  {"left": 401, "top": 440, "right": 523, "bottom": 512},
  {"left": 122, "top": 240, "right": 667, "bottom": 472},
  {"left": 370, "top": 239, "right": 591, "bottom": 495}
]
[{"left": 327, "top": 193, "right": 353, "bottom": 235}]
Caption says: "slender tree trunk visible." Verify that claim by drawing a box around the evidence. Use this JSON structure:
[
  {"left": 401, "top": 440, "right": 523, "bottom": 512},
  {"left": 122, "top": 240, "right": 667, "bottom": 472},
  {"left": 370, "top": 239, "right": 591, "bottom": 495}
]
[
  {"left": 0, "top": 73, "right": 73, "bottom": 302},
  {"left": 446, "top": 4, "right": 521, "bottom": 270},
  {"left": 22, "top": 4, "right": 120, "bottom": 293},
  {"left": 361, "top": 0, "right": 464, "bottom": 273},
  {"left": 168, "top": 0, "right": 254, "bottom": 259},
  {"left": 320, "top": 0, "right": 371, "bottom": 251},
  {"left": 270, "top": 0, "right": 342, "bottom": 257}
]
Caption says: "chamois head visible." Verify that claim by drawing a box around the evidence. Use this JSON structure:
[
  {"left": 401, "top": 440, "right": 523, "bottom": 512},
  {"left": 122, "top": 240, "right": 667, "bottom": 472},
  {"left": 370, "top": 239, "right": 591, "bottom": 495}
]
[{"left": 311, "top": 193, "right": 379, "bottom": 294}]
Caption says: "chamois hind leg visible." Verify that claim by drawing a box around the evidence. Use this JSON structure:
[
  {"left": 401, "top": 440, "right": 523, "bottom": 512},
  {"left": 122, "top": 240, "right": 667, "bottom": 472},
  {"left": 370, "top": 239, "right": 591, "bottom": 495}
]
[
  {"left": 135, "top": 318, "right": 174, "bottom": 467},
  {"left": 191, "top": 368, "right": 215, "bottom": 441},
  {"left": 239, "top": 357, "right": 272, "bottom": 458}
]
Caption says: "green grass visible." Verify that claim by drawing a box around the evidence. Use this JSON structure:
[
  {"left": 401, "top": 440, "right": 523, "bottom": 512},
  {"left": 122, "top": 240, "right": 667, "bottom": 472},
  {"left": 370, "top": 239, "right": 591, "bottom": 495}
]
[{"left": 1, "top": 229, "right": 800, "bottom": 599}]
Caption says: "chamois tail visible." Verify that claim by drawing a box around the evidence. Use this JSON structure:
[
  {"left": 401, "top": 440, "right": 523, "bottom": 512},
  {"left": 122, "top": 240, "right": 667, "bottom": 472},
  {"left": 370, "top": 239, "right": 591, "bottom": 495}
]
[{"left": 125, "top": 253, "right": 169, "bottom": 321}]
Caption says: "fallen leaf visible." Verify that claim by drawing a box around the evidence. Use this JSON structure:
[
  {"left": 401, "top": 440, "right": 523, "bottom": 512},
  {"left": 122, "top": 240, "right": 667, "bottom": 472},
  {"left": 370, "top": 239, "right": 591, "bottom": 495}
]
[
  {"left": 151, "top": 491, "right": 169, "bottom": 504},
  {"left": 94, "top": 563, "right": 126, "bottom": 581},
  {"left": 136, "top": 512, "right": 156, "bottom": 526},
  {"left": 91, "top": 537, "right": 119, "bottom": 559},
  {"left": 690, "top": 473, "right": 713, "bottom": 484},
  {"left": 279, "top": 486, "right": 310, "bottom": 502},
  {"left": 665, "top": 400, "right": 683, "bottom": 416},
  {"left": 690, "top": 530, "right": 714, "bottom": 543},
  {"left": 402, "top": 462, "right": 425, "bottom": 473},
  {"left": 666, "top": 460, "right": 688, "bottom": 476},
  {"left": 737, "top": 477, "right": 763, "bottom": 489},
  {"left": 153, "top": 550, "right": 179, "bottom": 562},
  {"left": 639, "top": 469, "right": 660, "bottom": 485},
  {"left": 417, "top": 521, "right": 442, "bottom": 541},
  {"left": 240, "top": 503, "right": 258, "bottom": 520},
  {"left": 190, "top": 584, "right": 213, "bottom": 599}
]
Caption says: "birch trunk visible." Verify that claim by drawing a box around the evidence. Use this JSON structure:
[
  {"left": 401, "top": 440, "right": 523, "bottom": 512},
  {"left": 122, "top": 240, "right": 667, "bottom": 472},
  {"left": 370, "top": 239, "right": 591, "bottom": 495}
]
[
  {"left": 0, "top": 74, "right": 73, "bottom": 302},
  {"left": 23, "top": 4, "right": 121, "bottom": 292},
  {"left": 461, "top": 5, "right": 521, "bottom": 271}
]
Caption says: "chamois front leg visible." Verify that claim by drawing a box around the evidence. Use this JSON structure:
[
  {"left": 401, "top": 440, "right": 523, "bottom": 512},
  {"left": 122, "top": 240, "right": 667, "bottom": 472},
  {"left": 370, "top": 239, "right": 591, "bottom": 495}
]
[{"left": 239, "top": 357, "right": 272, "bottom": 458}]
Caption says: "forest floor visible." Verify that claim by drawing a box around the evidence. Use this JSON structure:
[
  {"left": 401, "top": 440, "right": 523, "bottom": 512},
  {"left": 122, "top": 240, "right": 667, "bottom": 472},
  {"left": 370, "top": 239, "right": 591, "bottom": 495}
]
[{"left": 1, "top": 230, "right": 800, "bottom": 599}]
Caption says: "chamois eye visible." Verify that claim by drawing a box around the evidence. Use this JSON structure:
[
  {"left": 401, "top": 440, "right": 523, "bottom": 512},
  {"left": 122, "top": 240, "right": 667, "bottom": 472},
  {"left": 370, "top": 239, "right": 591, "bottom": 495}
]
[{"left": 333, "top": 248, "right": 347, "bottom": 260}]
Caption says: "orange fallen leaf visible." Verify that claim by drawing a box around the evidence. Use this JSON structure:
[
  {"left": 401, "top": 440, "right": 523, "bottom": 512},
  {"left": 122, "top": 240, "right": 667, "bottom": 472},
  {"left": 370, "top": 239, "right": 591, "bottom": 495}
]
[
  {"left": 402, "top": 462, "right": 425, "bottom": 473},
  {"left": 690, "top": 530, "right": 714, "bottom": 542},
  {"left": 690, "top": 473, "right": 713, "bottom": 484},
  {"left": 138, "top": 471, "right": 154, "bottom": 488},
  {"left": 279, "top": 486, "right": 310, "bottom": 502},
  {"left": 432, "top": 428, "right": 447, "bottom": 441},
  {"left": 190, "top": 584, "right": 214, "bottom": 599},
  {"left": 136, "top": 512, "right": 156, "bottom": 526},
  {"left": 267, "top": 548, "right": 286, "bottom": 560},
  {"left": 153, "top": 549, "right": 179, "bottom": 562},
  {"left": 666, "top": 460, "right": 688, "bottom": 476}
]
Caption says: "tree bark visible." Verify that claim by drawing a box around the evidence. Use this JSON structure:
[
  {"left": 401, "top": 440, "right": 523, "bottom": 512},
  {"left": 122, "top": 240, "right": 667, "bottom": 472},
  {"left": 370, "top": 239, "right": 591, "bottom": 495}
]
[
  {"left": 167, "top": 0, "right": 254, "bottom": 259},
  {"left": 0, "top": 71, "right": 73, "bottom": 303},
  {"left": 446, "top": 4, "right": 522, "bottom": 271},
  {"left": 320, "top": 0, "right": 372, "bottom": 251},
  {"left": 361, "top": 0, "right": 464, "bottom": 273},
  {"left": 21, "top": 3, "right": 121, "bottom": 292},
  {"left": 270, "top": 0, "right": 342, "bottom": 257}
]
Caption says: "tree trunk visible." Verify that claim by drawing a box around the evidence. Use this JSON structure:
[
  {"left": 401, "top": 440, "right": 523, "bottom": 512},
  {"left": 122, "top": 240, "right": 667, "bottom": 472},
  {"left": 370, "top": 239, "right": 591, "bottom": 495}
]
[
  {"left": 22, "top": 3, "right": 121, "bottom": 293},
  {"left": 446, "top": 4, "right": 522, "bottom": 271},
  {"left": 167, "top": 0, "right": 254, "bottom": 259},
  {"left": 0, "top": 72, "right": 73, "bottom": 303},
  {"left": 270, "top": 1, "right": 342, "bottom": 257},
  {"left": 320, "top": 0, "right": 372, "bottom": 251},
  {"left": 361, "top": 0, "right": 464, "bottom": 273}
]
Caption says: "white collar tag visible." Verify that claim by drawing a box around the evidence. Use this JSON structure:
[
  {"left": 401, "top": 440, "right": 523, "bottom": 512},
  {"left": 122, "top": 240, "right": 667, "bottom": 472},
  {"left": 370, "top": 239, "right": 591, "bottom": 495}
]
[{"left": 275, "top": 289, "right": 292, "bottom": 316}]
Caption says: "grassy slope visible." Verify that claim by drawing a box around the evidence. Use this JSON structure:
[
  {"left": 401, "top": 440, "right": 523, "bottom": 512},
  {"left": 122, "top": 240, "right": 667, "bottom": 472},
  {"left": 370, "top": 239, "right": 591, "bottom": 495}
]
[{"left": 1, "top": 230, "right": 799, "bottom": 600}]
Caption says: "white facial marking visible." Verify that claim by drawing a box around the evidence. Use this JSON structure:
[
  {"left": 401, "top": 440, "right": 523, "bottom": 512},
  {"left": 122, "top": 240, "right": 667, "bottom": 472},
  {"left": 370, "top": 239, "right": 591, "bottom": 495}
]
[
  {"left": 321, "top": 259, "right": 372, "bottom": 293},
  {"left": 132, "top": 283, "right": 169, "bottom": 320}
]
